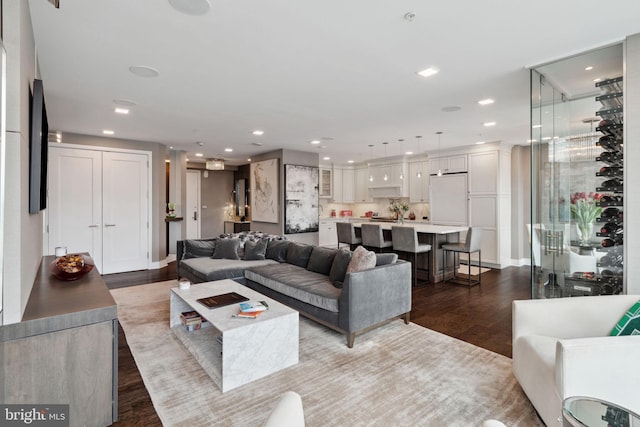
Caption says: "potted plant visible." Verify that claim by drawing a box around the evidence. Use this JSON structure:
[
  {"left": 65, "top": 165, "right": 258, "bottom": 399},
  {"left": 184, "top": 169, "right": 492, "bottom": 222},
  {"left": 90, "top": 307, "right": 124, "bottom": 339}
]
[{"left": 388, "top": 199, "right": 409, "bottom": 224}]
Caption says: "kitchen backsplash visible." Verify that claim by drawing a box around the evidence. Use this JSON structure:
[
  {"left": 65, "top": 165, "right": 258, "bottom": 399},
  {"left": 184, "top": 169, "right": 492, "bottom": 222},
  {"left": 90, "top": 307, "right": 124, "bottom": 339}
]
[{"left": 320, "top": 198, "right": 430, "bottom": 220}]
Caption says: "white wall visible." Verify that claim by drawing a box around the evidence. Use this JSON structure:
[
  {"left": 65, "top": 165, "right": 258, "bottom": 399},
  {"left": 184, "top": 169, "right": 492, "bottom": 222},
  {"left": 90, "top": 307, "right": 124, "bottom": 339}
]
[{"left": 2, "top": 1, "right": 43, "bottom": 324}]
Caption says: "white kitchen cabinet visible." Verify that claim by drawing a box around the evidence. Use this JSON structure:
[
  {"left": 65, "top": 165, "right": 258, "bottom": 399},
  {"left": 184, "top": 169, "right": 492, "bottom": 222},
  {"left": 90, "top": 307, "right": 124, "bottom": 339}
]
[
  {"left": 409, "top": 161, "right": 430, "bottom": 202},
  {"left": 319, "top": 167, "right": 332, "bottom": 198},
  {"left": 319, "top": 220, "right": 338, "bottom": 247},
  {"left": 354, "top": 167, "right": 372, "bottom": 202},
  {"left": 342, "top": 168, "right": 355, "bottom": 202},
  {"left": 332, "top": 167, "right": 343, "bottom": 202},
  {"left": 429, "top": 154, "right": 467, "bottom": 174},
  {"left": 368, "top": 163, "right": 404, "bottom": 188}
]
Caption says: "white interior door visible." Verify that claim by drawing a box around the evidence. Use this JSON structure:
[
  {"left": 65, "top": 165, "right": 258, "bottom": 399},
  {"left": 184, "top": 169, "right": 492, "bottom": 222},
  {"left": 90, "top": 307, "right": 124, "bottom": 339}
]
[
  {"left": 102, "top": 151, "right": 149, "bottom": 274},
  {"left": 186, "top": 170, "right": 201, "bottom": 239},
  {"left": 47, "top": 146, "right": 103, "bottom": 270}
]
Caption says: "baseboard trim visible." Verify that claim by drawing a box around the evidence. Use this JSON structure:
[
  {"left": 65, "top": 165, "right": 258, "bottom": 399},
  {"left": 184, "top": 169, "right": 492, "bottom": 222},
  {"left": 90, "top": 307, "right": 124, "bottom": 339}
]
[{"left": 149, "top": 256, "right": 174, "bottom": 270}]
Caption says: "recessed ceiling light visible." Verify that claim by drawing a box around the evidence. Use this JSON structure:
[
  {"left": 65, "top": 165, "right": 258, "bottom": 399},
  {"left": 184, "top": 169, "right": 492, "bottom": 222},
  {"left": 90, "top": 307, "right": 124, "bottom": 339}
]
[
  {"left": 478, "top": 98, "right": 494, "bottom": 106},
  {"left": 113, "top": 99, "right": 137, "bottom": 107},
  {"left": 323, "top": 156, "right": 331, "bottom": 161},
  {"left": 475, "top": 141, "right": 486, "bottom": 145},
  {"left": 347, "top": 160, "right": 355, "bottom": 164},
  {"left": 195, "top": 153, "right": 203, "bottom": 157},
  {"left": 252, "top": 130, "right": 264, "bottom": 136},
  {"left": 593, "top": 78, "right": 602, "bottom": 82},
  {"left": 483, "top": 122, "right": 496, "bottom": 127},
  {"left": 442, "top": 106, "right": 461, "bottom": 112},
  {"left": 310, "top": 140, "right": 321, "bottom": 145},
  {"left": 527, "top": 139, "right": 537, "bottom": 143},
  {"left": 252, "top": 142, "right": 263, "bottom": 146},
  {"left": 542, "top": 137, "right": 552, "bottom": 141},
  {"left": 585, "top": 66, "right": 593, "bottom": 71},
  {"left": 169, "top": 146, "right": 174, "bottom": 149},
  {"left": 405, "top": 151, "right": 413, "bottom": 155},
  {"left": 129, "top": 65, "right": 160, "bottom": 78},
  {"left": 417, "top": 66, "right": 439, "bottom": 78},
  {"left": 532, "top": 124, "right": 542, "bottom": 129},
  {"left": 247, "top": 158, "right": 252, "bottom": 162},
  {"left": 115, "top": 107, "right": 129, "bottom": 114},
  {"left": 168, "top": 0, "right": 211, "bottom": 15},
  {"left": 224, "top": 148, "right": 233, "bottom": 152},
  {"left": 103, "top": 130, "right": 114, "bottom": 135}
]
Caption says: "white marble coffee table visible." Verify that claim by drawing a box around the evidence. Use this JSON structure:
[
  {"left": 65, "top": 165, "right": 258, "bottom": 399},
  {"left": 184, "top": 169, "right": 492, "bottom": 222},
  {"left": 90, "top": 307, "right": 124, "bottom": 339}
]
[{"left": 170, "top": 279, "right": 299, "bottom": 392}]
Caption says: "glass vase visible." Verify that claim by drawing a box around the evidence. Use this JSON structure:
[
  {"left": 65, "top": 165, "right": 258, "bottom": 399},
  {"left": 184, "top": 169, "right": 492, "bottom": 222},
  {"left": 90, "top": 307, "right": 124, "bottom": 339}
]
[{"left": 576, "top": 222, "right": 594, "bottom": 246}]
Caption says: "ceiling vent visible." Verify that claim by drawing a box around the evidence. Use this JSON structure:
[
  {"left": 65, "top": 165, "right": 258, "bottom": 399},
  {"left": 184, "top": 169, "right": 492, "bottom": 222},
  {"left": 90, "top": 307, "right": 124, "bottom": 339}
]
[{"left": 206, "top": 159, "right": 224, "bottom": 170}]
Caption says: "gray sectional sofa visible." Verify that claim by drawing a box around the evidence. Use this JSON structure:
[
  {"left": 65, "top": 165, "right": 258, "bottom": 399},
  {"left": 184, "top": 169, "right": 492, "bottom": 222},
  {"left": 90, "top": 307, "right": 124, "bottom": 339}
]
[{"left": 176, "top": 233, "right": 412, "bottom": 347}]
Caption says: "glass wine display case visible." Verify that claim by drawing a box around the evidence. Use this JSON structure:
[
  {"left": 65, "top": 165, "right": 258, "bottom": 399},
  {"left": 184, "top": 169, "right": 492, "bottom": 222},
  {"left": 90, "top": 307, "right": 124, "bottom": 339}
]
[{"left": 530, "top": 44, "right": 625, "bottom": 299}]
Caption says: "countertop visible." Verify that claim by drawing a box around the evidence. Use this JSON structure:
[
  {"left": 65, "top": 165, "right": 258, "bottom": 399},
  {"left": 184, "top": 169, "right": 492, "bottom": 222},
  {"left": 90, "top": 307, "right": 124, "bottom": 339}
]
[{"left": 350, "top": 221, "right": 467, "bottom": 234}]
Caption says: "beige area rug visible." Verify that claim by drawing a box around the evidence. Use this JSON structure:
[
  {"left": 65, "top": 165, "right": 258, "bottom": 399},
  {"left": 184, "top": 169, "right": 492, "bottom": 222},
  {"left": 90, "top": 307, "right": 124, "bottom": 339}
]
[{"left": 111, "top": 280, "right": 541, "bottom": 427}]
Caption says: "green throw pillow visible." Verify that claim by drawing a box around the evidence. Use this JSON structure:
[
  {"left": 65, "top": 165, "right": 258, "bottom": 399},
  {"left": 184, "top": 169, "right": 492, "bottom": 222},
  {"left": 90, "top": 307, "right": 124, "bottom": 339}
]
[{"left": 610, "top": 300, "right": 640, "bottom": 336}]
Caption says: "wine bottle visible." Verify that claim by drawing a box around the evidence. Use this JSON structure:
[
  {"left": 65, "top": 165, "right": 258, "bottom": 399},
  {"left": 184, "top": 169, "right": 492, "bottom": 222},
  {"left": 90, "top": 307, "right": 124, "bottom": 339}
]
[
  {"left": 600, "top": 253, "right": 623, "bottom": 267},
  {"left": 598, "top": 135, "right": 623, "bottom": 152},
  {"left": 600, "top": 223, "right": 621, "bottom": 234},
  {"left": 601, "top": 207, "right": 622, "bottom": 218},
  {"left": 598, "top": 151, "right": 622, "bottom": 163},
  {"left": 598, "top": 195, "right": 622, "bottom": 205},
  {"left": 600, "top": 178, "right": 622, "bottom": 189},
  {"left": 599, "top": 166, "right": 623, "bottom": 176},
  {"left": 602, "top": 237, "right": 623, "bottom": 247}
]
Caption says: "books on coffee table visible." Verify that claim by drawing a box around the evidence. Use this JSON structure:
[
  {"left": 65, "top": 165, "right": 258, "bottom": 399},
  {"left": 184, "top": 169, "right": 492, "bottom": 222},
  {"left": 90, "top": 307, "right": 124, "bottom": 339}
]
[
  {"left": 239, "top": 301, "right": 269, "bottom": 313},
  {"left": 196, "top": 292, "right": 249, "bottom": 309}
]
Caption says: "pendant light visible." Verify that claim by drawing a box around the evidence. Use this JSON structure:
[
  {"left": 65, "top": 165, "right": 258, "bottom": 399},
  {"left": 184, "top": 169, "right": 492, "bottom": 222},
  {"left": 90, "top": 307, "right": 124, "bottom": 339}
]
[
  {"left": 436, "top": 131, "right": 443, "bottom": 176},
  {"left": 398, "top": 139, "right": 404, "bottom": 180},
  {"left": 368, "top": 145, "right": 374, "bottom": 182},
  {"left": 383, "top": 142, "right": 389, "bottom": 181},
  {"left": 416, "top": 136, "right": 423, "bottom": 178}
]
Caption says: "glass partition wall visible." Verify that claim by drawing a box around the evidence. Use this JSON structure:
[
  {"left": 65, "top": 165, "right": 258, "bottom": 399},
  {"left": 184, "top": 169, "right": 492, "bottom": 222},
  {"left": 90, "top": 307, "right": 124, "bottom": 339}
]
[{"left": 530, "top": 44, "right": 624, "bottom": 299}]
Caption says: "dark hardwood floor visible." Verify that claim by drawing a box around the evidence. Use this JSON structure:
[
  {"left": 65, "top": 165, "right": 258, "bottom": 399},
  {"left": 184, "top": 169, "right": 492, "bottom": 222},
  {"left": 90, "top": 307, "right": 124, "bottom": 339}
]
[{"left": 103, "top": 263, "right": 531, "bottom": 425}]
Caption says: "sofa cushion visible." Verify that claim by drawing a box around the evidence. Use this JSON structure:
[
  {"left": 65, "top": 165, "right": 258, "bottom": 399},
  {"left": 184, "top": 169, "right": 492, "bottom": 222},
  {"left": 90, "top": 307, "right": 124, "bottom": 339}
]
[
  {"left": 181, "top": 257, "right": 277, "bottom": 282},
  {"left": 212, "top": 238, "right": 240, "bottom": 260},
  {"left": 286, "top": 243, "right": 313, "bottom": 268},
  {"left": 244, "top": 239, "right": 268, "bottom": 261},
  {"left": 266, "top": 240, "right": 291, "bottom": 262},
  {"left": 610, "top": 300, "right": 640, "bottom": 336},
  {"left": 376, "top": 252, "right": 398, "bottom": 266},
  {"left": 183, "top": 239, "right": 216, "bottom": 259},
  {"left": 346, "top": 246, "right": 377, "bottom": 274},
  {"left": 329, "top": 248, "right": 352, "bottom": 288},
  {"left": 306, "top": 247, "right": 338, "bottom": 276},
  {"left": 245, "top": 263, "right": 341, "bottom": 312}
]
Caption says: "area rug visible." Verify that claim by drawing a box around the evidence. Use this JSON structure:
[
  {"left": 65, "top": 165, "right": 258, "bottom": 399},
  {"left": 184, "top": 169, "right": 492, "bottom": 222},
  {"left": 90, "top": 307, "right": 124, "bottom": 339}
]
[{"left": 111, "top": 280, "right": 541, "bottom": 427}]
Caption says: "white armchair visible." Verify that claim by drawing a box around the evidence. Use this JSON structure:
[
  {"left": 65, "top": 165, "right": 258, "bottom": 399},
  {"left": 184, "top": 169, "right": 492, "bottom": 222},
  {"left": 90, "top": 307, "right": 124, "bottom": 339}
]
[
  {"left": 262, "top": 391, "right": 305, "bottom": 427},
  {"left": 512, "top": 295, "right": 640, "bottom": 426}
]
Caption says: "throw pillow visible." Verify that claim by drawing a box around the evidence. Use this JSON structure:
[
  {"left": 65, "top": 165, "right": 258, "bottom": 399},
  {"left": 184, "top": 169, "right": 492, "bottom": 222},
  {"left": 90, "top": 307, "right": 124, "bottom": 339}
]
[
  {"left": 212, "top": 238, "right": 240, "bottom": 260},
  {"left": 610, "top": 300, "right": 640, "bottom": 336},
  {"left": 306, "top": 247, "right": 338, "bottom": 276},
  {"left": 346, "top": 246, "right": 377, "bottom": 274},
  {"left": 265, "top": 240, "right": 291, "bottom": 262},
  {"left": 244, "top": 239, "right": 268, "bottom": 260},
  {"left": 182, "top": 239, "right": 216, "bottom": 259},
  {"left": 286, "top": 243, "right": 314, "bottom": 268},
  {"left": 329, "top": 248, "right": 352, "bottom": 288}
]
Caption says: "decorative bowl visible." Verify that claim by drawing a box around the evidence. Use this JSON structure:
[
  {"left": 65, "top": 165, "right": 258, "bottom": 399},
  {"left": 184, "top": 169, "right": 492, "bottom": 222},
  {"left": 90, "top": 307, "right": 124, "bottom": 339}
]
[{"left": 50, "top": 253, "right": 94, "bottom": 281}]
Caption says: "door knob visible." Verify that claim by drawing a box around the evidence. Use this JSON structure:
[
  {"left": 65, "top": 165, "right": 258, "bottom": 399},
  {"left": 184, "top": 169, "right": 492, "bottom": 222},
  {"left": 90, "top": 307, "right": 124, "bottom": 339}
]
[{"left": 193, "top": 212, "right": 197, "bottom": 221}]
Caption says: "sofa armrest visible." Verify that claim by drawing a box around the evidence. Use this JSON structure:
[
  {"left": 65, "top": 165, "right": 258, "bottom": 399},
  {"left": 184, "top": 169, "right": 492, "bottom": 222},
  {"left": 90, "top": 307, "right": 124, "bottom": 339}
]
[
  {"left": 513, "top": 295, "right": 640, "bottom": 342},
  {"left": 338, "top": 260, "right": 411, "bottom": 332},
  {"left": 556, "top": 335, "right": 640, "bottom": 414}
]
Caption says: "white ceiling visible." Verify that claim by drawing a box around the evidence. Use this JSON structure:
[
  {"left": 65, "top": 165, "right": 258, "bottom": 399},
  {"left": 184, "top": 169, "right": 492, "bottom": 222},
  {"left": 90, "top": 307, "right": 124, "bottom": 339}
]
[{"left": 28, "top": 0, "right": 640, "bottom": 166}]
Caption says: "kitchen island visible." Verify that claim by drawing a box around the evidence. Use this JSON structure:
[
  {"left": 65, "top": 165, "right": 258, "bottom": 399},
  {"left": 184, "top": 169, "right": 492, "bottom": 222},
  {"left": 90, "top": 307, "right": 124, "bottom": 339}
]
[{"left": 350, "top": 222, "right": 469, "bottom": 283}]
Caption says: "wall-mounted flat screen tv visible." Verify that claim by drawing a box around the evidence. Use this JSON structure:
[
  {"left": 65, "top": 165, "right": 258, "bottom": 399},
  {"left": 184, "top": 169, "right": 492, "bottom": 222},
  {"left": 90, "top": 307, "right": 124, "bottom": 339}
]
[{"left": 29, "top": 78, "right": 48, "bottom": 214}]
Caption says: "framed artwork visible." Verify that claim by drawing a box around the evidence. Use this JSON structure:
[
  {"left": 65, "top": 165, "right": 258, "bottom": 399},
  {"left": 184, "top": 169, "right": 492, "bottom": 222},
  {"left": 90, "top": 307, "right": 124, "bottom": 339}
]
[
  {"left": 284, "top": 164, "right": 319, "bottom": 234},
  {"left": 250, "top": 158, "right": 279, "bottom": 223}
]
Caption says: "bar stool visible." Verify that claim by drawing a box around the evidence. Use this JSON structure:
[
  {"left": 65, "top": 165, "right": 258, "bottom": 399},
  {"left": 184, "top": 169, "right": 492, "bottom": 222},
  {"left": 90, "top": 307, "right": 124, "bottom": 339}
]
[
  {"left": 336, "top": 222, "right": 362, "bottom": 250},
  {"left": 441, "top": 226, "right": 483, "bottom": 287},
  {"left": 391, "top": 226, "right": 431, "bottom": 286},
  {"left": 361, "top": 223, "right": 393, "bottom": 253}
]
